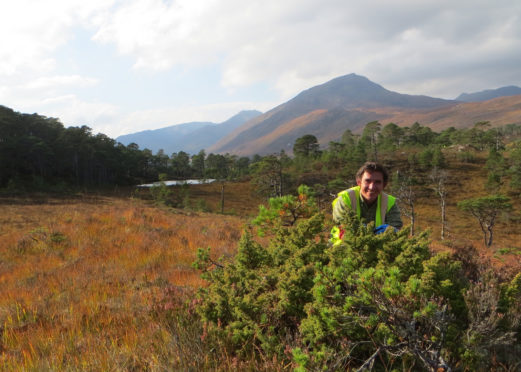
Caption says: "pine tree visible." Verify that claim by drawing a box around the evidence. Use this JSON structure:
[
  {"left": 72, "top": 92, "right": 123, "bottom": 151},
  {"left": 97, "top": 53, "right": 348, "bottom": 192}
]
[
  {"left": 458, "top": 195, "right": 511, "bottom": 247},
  {"left": 485, "top": 147, "right": 506, "bottom": 191},
  {"left": 509, "top": 141, "right": 521, "bottom": 193}
]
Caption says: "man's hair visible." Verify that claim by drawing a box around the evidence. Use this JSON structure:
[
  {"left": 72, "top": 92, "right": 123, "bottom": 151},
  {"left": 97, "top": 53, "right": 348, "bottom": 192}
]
[{"left": 355, "top": 162, "right": 389, "bottom": 186}]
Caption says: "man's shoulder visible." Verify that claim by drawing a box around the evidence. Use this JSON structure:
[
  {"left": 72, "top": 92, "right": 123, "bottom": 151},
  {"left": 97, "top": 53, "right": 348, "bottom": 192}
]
[
  {"left": 341, "top": 185, "right": 359, "bottom": 191},
  {"left": 383, "top": 192, "right": 397, "bottom": 201},
  {"left": 344, "top": 186, "right": 360, "bottom": 193},
  {"left": 336, "top": 186, "right": 358, "bottom": 198}
]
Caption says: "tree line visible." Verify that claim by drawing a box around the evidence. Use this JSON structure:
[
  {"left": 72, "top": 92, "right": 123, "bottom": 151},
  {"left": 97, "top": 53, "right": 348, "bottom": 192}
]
[
  {"left": 251, "top": 120, "right": 521, "bottom": 197},
  {"left": 4, "top": 102, "right": 521, "bottom": 203},
  {"left": 250, "top": 120, "right": 521, "bottom": 205},
  {"left": 0, "top": 106, "right": 252, "bottom": 191}
]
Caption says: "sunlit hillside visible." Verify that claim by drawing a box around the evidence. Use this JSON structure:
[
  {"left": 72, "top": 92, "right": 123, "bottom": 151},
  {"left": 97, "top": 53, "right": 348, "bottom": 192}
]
[{"left": 375, "top": 94, "right": 521, "bottom": 132}]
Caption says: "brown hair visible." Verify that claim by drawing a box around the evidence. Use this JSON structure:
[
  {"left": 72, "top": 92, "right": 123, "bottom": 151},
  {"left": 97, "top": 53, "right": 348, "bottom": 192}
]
[{"left": 355, "top": 162, "right": 389, "bottom": 186}]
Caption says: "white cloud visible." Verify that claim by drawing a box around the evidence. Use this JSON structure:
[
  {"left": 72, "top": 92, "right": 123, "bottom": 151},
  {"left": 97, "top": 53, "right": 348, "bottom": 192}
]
[
  {"left": 0, "top": 74, "right": 100, "bottom": 120},
  {"left": 24, "top": 75, "right": 98, "bottom": 91},
  {"left": 0, "top": 1, "right": 115, "bottom": 77},
  {"left": 36, "top": 94, "right": 120, "bottom": 131},
  {"left": 0, "top": 1, "right": 119, "bottom": 135},
  {"left": 89, "top": 0, "right": 521, "bottom": 100},
  {"left": 93, "top": 0, "right": 222, "bottom": 70}
]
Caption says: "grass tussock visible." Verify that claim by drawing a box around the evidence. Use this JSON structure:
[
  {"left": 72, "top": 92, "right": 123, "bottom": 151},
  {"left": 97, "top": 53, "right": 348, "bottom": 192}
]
[{"left": 0, "top": 196, "right": 253, "bottom": 371}]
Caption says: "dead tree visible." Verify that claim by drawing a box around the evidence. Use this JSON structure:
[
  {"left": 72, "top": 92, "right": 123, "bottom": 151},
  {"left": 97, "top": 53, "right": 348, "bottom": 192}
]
[
  {"left": 392, "top": 171, "right": 417, "bottom": 236},
  {"left": 430, "top": 168, "right": 449, "bottom": 240}
]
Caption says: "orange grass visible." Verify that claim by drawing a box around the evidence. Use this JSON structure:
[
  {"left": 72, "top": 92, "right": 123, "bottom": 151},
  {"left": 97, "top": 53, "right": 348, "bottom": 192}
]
[
  {"left": 412, "top": 157, "right": 521, "bottom": 272},
  {"left": 187, "top": 180, "right": 264, "bottom": 216},
  {"left": 0, "top": 196, "right": 246, "bottom": 371}
]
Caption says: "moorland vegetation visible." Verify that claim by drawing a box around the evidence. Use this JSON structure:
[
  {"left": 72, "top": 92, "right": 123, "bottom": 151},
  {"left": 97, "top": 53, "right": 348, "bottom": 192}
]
[{"left": 1, "top": 105, "right": 521, "bottom": 370}]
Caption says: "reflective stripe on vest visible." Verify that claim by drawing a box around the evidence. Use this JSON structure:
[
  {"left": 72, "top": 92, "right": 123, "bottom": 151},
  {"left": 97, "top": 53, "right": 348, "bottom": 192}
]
[{"left": 330, "top": 225, "right": 341, "bottom": 246}]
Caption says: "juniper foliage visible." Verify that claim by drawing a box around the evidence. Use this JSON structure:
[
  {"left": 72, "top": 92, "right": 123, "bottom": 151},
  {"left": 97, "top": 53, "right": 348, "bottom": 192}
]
[
  {"left": 193, "top": 185, "right": 327, "bottom": 357},
  {"left": 193, "top": 187, "right": 521, "bottom": 371},
  {"left": 299, "top": 213, "right": 466, "bottom": 371}
]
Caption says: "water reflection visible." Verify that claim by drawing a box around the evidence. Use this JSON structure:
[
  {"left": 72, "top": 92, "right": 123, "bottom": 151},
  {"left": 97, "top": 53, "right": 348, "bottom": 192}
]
[{"left": 137, "top": 179, "right": 216, "bottom": 188}]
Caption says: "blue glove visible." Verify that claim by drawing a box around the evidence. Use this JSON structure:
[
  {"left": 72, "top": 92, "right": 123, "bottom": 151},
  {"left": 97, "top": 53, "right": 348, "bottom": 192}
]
[{"left": 374, "top": 224, "right": 396, "bottom": 234}]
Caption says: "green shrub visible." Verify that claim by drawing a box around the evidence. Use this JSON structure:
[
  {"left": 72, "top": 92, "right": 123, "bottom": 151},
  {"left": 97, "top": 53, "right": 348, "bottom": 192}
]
[
  {"left": 457, "top": 150, "right": 476, "bottom": 163},
  {"left": 192, "top": 187, "right": 521, "bottom": 371},
  {"left": 462, "top": 272, "right": 521, "bottom": 370},
  {"left": 299, "top": 215, "right": 467, "bottom": 371},
  {"left": 193, "top": 186, "right": 327, "bottom": 358},
  {"left": 195, "top": 199, "right": 210, "bottom": 212},
  {"left": 150, "top": 173, "right": 171, "bottom": 205}
]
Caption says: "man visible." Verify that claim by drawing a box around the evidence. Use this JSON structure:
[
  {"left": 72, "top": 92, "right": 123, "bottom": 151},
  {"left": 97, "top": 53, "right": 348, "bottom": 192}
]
[{"left": 331, "top": 162, "right": 402, "bottom": 244}]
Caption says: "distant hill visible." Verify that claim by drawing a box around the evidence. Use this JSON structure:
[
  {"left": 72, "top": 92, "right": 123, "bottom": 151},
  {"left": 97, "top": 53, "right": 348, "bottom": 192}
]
[
  {"left": 208, "top": 74, "right": 456, "bottom": 156},
  {"left": 116, "top": 110, "right": 262, "bottom": 154},
  {"left": 456, "top": 86, "right": 521, "bottom": 102},
  {"left": 376, "top": 94, "right": 521, "bottom": 132}
]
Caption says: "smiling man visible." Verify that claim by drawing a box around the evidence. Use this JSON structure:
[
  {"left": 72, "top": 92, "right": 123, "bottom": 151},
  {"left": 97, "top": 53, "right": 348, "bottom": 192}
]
[{"left": 331, "top": 162, "right": 402, "bottom": 243}]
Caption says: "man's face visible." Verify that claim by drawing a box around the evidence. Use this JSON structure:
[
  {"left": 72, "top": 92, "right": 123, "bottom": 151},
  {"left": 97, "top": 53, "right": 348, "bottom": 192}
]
[{"left": 356, "top": 170, "right": 384, "bottom": 204}]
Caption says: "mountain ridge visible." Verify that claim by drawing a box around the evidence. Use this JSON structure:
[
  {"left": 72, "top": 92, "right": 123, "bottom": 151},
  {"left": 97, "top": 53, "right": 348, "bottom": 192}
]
[
  {"left": 455, "top": 85, "right": 521, "bottom": 102},
  {"left": 116, "top": 110, "right": 262, "bottom": 154}
]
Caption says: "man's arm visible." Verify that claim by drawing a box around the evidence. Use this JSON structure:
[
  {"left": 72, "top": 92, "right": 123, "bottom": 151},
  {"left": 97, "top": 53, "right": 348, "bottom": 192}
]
[
  {"left": 332, "top": 194, "right": 347, "bottom": 223},
  {"left": 385, "top": 203, "right": 403, "bottom": 230}
]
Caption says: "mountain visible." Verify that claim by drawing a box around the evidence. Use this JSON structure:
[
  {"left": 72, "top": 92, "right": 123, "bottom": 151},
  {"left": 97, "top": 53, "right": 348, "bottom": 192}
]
[
  {"left": 288, "top": 74, "right": 452, "bottom": 110},
  {"left": 208, "top": 74, "right": 456, "bottom": 156},
  {"left": 117, "top": 121, "right": 213, "bottom": 153},
  {"left": 116, "top": 110, "right": 262, "bottom": 154},
  {"left": 456, "top": 86, "right": 521, "bottom": 102}
]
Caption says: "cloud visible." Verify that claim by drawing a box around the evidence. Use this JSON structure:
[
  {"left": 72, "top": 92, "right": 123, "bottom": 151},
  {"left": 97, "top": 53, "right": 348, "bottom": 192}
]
[
  {"left": 0, "top": 1, "right": 115, "bottom": 77},
  {"left": 23, "top": 75, "right": 98, "bottom": 92},
  {"left": 88, "top": 0, "right": 521, "bottom": 101},
  {"left": 93, "top": 0, "right": 222, "bottom": 70},
  {"left": 36, "top": 94, "right": 120, "bottom": 132},
  {"left": 0, "top": 74, "right": 100, "bottom": 121}
]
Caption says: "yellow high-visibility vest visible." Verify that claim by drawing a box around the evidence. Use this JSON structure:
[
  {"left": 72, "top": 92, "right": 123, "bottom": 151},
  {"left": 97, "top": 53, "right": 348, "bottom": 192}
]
[{"left": 330, "top": 186, "right": 396, "bottom": 245}]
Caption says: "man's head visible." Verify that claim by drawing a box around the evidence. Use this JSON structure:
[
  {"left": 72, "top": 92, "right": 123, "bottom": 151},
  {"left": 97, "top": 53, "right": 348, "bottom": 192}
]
[{"left": 355, "top": 162, "right": 389, "bottom": 204}]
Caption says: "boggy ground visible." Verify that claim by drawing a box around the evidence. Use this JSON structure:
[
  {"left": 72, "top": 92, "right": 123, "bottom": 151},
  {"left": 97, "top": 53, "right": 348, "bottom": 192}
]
[{"left": 0, "top": 195, "right": 248, "bottom": 370}]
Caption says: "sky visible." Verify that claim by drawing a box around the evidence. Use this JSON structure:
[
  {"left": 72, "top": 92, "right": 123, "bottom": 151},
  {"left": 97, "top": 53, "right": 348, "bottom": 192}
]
[{"left": 1, "top": 0, "right": 520, "bottom": 139}]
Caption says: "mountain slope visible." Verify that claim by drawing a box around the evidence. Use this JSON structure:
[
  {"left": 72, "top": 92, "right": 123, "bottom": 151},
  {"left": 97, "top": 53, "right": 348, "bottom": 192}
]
[
  {"left": 116, "top": 110, "right": 261, "bottom": 154},
  {"left": 209, "top": 74, "right": 456, "bottom": 155},
  {"left": 456, "top": 86, "right": 521, "bottom": 102},
  {"left": 117, "top": 121, "right": 213, "bottom": 153},
  {"left": 378, "top": 94, "right": 521, "bottom": 131}
]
